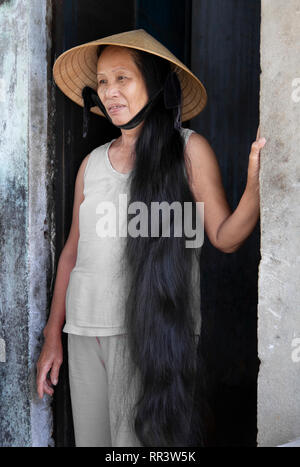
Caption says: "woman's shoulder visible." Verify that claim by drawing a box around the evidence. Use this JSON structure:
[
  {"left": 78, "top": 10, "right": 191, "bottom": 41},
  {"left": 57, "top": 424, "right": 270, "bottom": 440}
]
[
  {"left": 179, "top": 126, "right": 206, "bottom": 140},
  {"left": 85, "top": 138, "right": 114, "bottom": 165},
  {"left": 180, "top": 127, "right": 210, "bottom": 153},
  {"left": 80, "top": 139, "right": 114, "bottom": 181},
  {"left": 92, "top": 138, "right": 114, "bottom": 155},
  {"left": 181, "top": 128, "right": 219, "bottom": 185},
  {"left": 179, "top": 126, "right": 194, "bottom": 138}
]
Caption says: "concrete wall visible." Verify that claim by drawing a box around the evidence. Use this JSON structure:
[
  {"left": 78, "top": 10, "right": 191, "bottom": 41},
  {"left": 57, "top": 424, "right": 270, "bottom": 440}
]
[
  {"left": 0, "top": 0, "right": 54, "bottom": 447},
  {"left": 258, "top": 0, "right": 300, "bottom": 447}
]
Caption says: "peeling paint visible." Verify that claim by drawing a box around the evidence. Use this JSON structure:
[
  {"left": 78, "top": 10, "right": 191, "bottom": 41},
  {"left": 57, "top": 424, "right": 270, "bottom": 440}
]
[
  {"left": 0, "top": 0, "right": 54, "bottom": 447},
  {"left": 0, "top": 338, "right": 5, "bottom": 362}
]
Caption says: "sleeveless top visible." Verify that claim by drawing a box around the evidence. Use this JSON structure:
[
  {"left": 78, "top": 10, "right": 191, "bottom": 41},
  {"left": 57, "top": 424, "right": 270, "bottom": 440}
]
[{"left": 63, "top": 127, "right": 202, "bottom": 336}]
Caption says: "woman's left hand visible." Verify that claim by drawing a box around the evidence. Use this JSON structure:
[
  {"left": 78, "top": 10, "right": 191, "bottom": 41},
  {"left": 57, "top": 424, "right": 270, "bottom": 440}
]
[{"left": 247, "top": 126, "right": 266, "bottom": 187}]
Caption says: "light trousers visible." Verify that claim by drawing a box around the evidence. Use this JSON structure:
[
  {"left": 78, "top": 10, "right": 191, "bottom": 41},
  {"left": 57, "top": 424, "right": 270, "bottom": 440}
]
[{"left": 67, "top": 333, "right": 143, "bottom": 447}]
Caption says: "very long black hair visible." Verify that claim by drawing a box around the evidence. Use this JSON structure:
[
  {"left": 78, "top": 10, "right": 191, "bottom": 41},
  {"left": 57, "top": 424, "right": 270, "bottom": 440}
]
[{"left": 97, "top": 45, "right": 210, "bottom": 447}]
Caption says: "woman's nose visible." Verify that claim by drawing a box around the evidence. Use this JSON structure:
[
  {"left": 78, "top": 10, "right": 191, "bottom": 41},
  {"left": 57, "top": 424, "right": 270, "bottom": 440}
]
[{"left": 104, "top": 84, "right": 120, "bottom": 98}]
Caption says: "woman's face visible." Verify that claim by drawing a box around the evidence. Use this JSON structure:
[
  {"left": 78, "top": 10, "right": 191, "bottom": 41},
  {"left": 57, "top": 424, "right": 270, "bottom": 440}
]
[{"left": 96, "top": 46, "right": 148, "bottom": 126}]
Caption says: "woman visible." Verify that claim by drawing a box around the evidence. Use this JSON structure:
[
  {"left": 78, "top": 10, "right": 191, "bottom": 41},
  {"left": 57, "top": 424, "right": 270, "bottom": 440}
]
[{"left": 36, "top": 30, "right": 266, "bottom": 447}]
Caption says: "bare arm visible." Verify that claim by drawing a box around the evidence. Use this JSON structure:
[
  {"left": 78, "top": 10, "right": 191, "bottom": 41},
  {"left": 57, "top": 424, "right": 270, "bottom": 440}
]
[
  {"left": 215, "top": 179, "right": 260, "bottom": 253},
  {"left": 43, "top": 154, "right": 90, "bottom": 337},
  {"left": 185, "top": 130, "right": 265, "bottom": 253},
  {"left": 36, "top": 153, "right": 91, "bottom": 399}
]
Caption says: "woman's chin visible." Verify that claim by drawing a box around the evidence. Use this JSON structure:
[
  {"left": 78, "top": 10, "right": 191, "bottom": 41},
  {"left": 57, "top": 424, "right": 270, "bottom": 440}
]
[{"left": 111, "top": 116, "right": 130, "bottom": 126}]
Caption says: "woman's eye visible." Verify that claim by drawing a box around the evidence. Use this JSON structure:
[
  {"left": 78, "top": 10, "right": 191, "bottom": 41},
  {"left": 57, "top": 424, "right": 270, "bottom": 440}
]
[{"left": 97, "top": 77, "right": 126, "bottom": 86}]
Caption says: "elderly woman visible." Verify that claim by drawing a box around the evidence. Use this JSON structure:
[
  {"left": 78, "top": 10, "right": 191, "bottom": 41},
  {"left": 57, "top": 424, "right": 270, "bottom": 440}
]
[{"left": 36, "top": 30, "right": 266, "bottom": 447}]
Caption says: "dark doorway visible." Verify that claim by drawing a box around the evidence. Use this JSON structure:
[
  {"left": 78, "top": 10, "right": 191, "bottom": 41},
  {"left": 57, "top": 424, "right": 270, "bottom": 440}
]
[
  {"left": 190, "top": 0, "right": 261, "bottom": 447},
  {"left": 50, "top": 0, "right": 261, "bottom": 447}
]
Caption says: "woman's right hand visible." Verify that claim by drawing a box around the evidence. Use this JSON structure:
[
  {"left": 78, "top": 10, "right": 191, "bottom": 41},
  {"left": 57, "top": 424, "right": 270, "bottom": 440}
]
[{"left": 36, "top": 332, "right": 63, "bottom": 399}]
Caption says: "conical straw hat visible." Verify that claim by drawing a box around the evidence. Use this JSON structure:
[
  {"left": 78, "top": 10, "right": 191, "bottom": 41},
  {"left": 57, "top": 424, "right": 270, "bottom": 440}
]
[{"left": 53, "top": 29, "right": 207, "bottom": 122}]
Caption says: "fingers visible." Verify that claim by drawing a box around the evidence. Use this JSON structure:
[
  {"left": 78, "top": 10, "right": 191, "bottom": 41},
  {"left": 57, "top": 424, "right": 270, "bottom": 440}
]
[
  {"left": 251, "top": 137, "right": 266, "bottom": 155},
  {"left": 39, "top": 378, "right": 54, "bottom": 398},
  {"left": 37, "top": 369, "right": 55, "bottom": 399},
  {"left": 255, "top": 126, "right": 266, "bottom": 146},
  {"left": 36, "top": 339, "right": 63, "bottom": 399},
  {"left": 36, "top": 367, "right": 51, "bottom": 399},
  {"left": 37, "top": 362, "right": 54, "bottom": 399},
  {"left": 50, "top": 360, "right": 62, "bottom": 386},
  {"left": 44, "top": 377, "right": 54, "bottom": 397},
  {"left": 37, "top": 359, "right": 63, "bottom": 398},
  {"left": 256, "top": 126, "right": 260, "bottom": 141}
]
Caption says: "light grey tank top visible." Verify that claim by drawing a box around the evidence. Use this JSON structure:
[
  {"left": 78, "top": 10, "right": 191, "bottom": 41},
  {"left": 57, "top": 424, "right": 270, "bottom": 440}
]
[{"left": 63, "top": 127, "right": 202, "bottom": 336}]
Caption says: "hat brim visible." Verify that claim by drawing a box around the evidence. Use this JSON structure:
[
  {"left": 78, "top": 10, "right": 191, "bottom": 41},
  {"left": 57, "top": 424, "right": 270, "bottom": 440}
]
[{"left": 53, "top": 29, "right": 207, "bottom": 122}]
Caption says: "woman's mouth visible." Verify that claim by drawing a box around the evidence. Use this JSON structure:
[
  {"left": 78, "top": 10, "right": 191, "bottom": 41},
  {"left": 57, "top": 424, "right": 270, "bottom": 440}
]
[{"left": 108, "top": 105, "right": 126, "bottom": 115}]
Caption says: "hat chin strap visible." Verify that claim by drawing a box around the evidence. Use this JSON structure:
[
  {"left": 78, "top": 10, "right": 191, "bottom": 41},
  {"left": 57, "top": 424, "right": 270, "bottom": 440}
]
[
  {"left": 81, "top": 71, "right": 182, "bottom": 138},
  {"left": 82, "top": 86, "right": 163, "bottom": 137}
]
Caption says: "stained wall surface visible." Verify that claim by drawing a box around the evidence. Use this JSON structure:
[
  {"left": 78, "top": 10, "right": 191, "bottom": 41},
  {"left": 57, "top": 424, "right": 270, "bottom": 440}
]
[
  {"left": 0, "top": 0, "right": 54, "bottom": 447},
  {"left": 258, "top": 0, "right": 300, "bottom": 447}
]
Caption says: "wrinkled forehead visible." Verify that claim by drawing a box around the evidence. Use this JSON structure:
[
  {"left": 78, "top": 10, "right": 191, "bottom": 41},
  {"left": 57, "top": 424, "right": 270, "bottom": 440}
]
[{"left": 96, "top": 45, "right": 138, "bottom": 74}]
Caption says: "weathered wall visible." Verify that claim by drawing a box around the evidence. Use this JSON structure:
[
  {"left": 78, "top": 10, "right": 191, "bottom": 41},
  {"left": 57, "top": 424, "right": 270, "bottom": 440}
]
[
  {"left": 0, "top": 0, "right": 54, "bottom": 446},
  {"left": 258, "top": 0, "right": 300, "bottom": 447}
]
